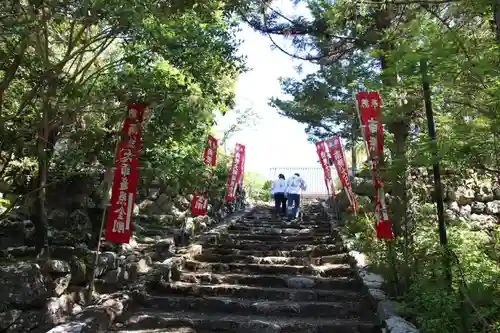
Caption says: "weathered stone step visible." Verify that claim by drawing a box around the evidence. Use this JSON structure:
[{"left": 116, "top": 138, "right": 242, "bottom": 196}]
[
  {"left": 179, "top": 272, "right": 363, "bottom": 291},
  {"left": 193, "top": 253, "right": 350, "bottom": 265},
  {"left": 217, "top": 238, "right": 340, "bottom": 246},
  {"left": 183, "top": 260, "right": 355, "bottom": 277},
  {"left": 140, "top": 295, "right": 373, "bottom": 319},
  {"left": 112, "top": 328, "right": 194, "bottom": 333},
  {"left": 226, "top": 229, "right": 331, "bottom": 237},
  {"left": 195, "top": 253, "right": 317, "bottom": 265},
  {"left": 239, "top": 216, "right": 321, "bottom": 221},
  {"left": 211, "top": 241, "right": 346, "bottom": 251},
  {"left": 147, "top": 281, "right": 365, "bottom": 302},
  {"left": 112, "top": 310, "right": 377, "bottom": 333},
  {"left": 220, "top": 234, "right": 339, "bottom": 242},
  {"left": 228, "top": 223, "right": 332, "bottom": 230},
  {"left": 236, "top": 221, "right": 330, "bottom": 228},
  {"left": 203, "top": 246, "right": 347, "bottom": 257}
]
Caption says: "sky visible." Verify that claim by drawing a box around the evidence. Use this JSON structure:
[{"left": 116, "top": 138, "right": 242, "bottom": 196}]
[{"left": 214, "top": 2, "right": 320, "bottom": 178}]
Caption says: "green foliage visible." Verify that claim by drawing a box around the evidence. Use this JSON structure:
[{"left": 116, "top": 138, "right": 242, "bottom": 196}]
[
  {"left": 243, "top": 171, "right": 270, "bottom": 202},
  {"left": 261, "top": 180, "right": 272, "bottom": 201},
  {"left": 270, "top": 53, "right": 374, "bottom": 146},
  {"left": 342, "top": 203, "right": 500, "bottom": 333},
  {"left": 0, "top": 0, "right": 252, "bottom": 248}
]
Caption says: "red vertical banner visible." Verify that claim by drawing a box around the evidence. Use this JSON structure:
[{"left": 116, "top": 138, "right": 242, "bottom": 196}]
[
  {"left": 315, "top": 141, "right": 335, "bottom": 199},
  {"left": 322, "top": 138, "right": 337, "bottom": 198},
  {"left": 203, "top": 135, "right": 218, "bottom": 166},
  {"left": 355, "top": 92, "right": 393, "bottom": 239},
  {"left": 225, "top": 143, "right": 245, "bottom": 201},
  {"left": 237, "top": 146, "right": 246, "bottom": 186},
  {"left": 326, "top": 136, "right": 358, "bottom": 212},
  {"left": 105, "top": 103, "right": 146, "bottom": 244},
  {"left": 191, "top": 191, "right": 208, "bottom": 216}
]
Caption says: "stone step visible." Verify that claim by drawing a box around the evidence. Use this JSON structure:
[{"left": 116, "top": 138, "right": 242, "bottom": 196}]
[
  {"left": 238, "top": 222, "right": 331, "bottom": 227},
  {"left": 203, "top": 247, "right": 347, "bottom": 257},
  {"left": 220, "top": 234, "right": 339, "bottom": 242},
  {"left": 228, "top": 221, "right": 332, "bottom": 230},
  {"left": 236, "top": 221, "right": 330, "bottom": 228},
  {"left": 183, "top": 260, "right": 355, "bottom": 277},
  {"left": 140, "top": 295, "right": 374, "bottom": 320},
  {"left": 239, "top": 216, "right": 320, "bottom": 221},
  {"left": 112, "top": 310, "right": 377, "bottom": 333},
  {"left": 179, "top": 272, "right": 363, "bottom": 291},
  {"left": 226, "top": 227, "right": 332, "bottom": 236},
  {"left": 193, "top": 253, "right": 350, "bottom": 265},
  {"left": 211, "top": 241, "right": 346, "bottom": 251},
  {"left": 216, "top": 238, "right": 341, "bottom": 247},
  {"left": 113, "top": 328, "right": 194, "bottom": 333},
  {"left": 147, "top": 281, "right": 366, "bottom": 302}
]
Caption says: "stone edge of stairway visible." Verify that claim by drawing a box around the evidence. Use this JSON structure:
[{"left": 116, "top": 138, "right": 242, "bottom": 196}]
[{"left": 318, "top": 200, "right": 420, "bottom": 333}]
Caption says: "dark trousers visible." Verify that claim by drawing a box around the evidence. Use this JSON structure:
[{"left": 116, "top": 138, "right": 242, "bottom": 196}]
[
  {"left": 274, "top": 192, "right": 287, "bottom": 215},
  {"left": 287, "top": 193, "right": 301, "bottom": 218}
]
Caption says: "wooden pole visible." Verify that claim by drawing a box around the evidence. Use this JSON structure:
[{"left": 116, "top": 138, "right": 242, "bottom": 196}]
[
  {"left": 86, "top": 141, "right": 118, "bottom": 303},
  {"left": 420, "top": 58, "right": 452, "bottom": 288}
]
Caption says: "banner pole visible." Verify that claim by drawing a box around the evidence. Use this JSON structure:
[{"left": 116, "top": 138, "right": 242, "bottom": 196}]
[
  {"left": 331, "top": 192, "right": 339, "bottom": 221},
  {"left": 328, "top": 174, "right": 339, "bottom": 221},
  {"left": 340, "top": 136, "right": 358, "bottom": 217},
  {"left": 86, "top": 102, "right": 147, "bottom": 303},
  {"left": 87, "top": 139, "right": 119, "bottom": 304}
]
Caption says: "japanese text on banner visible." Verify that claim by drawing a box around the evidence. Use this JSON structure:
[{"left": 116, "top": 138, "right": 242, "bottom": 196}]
[
  {"left": 355, "top": 92, "right": 393, "bottom": 239},
  {"left": 191, "top": 191, "right": 208, "bottom": 216},
  {"left": 225, "top": 143, "right": 245, "bottom": 201},
  {"left": 326, "top": 136, "right": 358, "bottom": 212},
  {"left": 315, "top": 141, "right": 334, "bottom": 197},
  {"left": 355, "top": 91, "right": 383, "bottom": 159},
  {"left": 237, "top": 146, "right": 246, "bottom": 185},
  {"left": 105, "top": 103, "right": 145, "bottom": 244},
  {"left": 203, "top": 135, "right": 218, "bottom": 166},
  {"left": 374, "top": 186, "right": 392, "bottom": 239}
]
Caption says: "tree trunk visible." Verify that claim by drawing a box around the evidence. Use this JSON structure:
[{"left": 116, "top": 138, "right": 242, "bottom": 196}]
[
  {"left": 493, "top": 0, "right": 500, "bottom": 44},
  {"left": 34, "top": 109, "right": 50, "bottom": 255},
  {"left": 387, "top": 121, "right": 409, "bottom": 238},
  {"left": 33, "top": 65, "right": 58, "bottom": 256},
  {"left": 375, "top": 5, "right": 409, "bottom": 238}
]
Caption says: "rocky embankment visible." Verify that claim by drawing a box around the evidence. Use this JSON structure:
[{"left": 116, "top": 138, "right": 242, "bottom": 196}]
[
  {"left": 0, "top": 192, "right": 225, "bottom": 332},
  {"left": 350, "top": 168, "right": 500, "bottom": 232}
]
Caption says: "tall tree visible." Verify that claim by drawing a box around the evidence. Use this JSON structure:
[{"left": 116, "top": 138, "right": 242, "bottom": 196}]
[{"left": 0, "top": 0, "right": 247, "bottom": 253}]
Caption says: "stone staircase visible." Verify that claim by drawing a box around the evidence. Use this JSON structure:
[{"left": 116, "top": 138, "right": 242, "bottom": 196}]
[{"left": 110, "top": 202, "right": 380, "bottom": 333}]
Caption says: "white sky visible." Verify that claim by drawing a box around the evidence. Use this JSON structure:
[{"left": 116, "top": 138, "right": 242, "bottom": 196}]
[{"left": 214, "top": 2, "right": 321, "bottom": 178}]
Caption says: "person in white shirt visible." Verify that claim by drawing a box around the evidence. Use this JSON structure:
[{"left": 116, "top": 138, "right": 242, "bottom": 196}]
[
  {"left": 285, "top": 173, "right": 307, "bottom": 220},
  {"left": 270, "top": 174, "right": 287, "bottom": 216}
]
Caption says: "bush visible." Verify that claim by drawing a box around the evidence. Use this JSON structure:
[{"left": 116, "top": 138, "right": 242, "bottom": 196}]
[
  {"left": 244, "top": 173, "right": 271, "bottom": 202},
  {"left": 341, "top": 204, "right": 500, "bottom": 333}
]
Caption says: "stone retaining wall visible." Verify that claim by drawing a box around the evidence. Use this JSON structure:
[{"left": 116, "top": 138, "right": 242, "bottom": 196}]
[{"left": 351, "top": 171, "right": 500, "bottom": 233}]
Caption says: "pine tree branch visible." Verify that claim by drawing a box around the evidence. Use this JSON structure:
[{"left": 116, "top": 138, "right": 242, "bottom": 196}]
[{"left": 239, "top": 0, "right": 362, "bottom": 63}]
